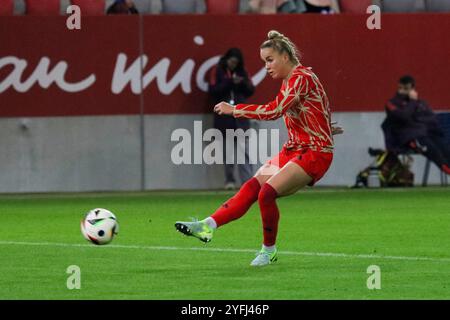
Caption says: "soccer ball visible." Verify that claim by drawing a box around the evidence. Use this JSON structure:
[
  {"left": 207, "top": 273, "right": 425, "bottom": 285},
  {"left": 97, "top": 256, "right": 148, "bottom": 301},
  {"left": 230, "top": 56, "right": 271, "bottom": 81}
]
[{"left": 80, "top": 208, "right": 119, "bottom": 245}]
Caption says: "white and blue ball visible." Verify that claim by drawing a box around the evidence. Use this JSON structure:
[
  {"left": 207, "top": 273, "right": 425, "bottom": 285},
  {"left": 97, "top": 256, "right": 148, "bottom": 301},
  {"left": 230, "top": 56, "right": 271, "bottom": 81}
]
[{"left": 80, "top": 208, "right": 119, "bottom": 245}]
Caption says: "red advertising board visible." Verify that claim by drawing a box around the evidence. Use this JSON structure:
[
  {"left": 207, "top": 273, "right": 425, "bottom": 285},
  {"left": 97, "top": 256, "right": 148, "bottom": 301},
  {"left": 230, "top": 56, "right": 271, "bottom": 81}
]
[{"left": 1, "top": 14, "right": 450, "bottom": 117}]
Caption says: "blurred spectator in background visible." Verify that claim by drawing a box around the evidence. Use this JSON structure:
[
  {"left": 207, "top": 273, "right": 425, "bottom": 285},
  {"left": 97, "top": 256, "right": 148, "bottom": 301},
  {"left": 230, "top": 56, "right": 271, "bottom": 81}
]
[
  {"left": 297, "top": 0, "right": 340, "bottom": 13},
  {"left": 132, "top": 0, "right": 163, "bottom": 14},
  {"left": 372, "top": 0, "right": 424, "bottom": 13},
  {"left": 246, "top": 0, "right": 297, "bottom": 13},
  {"left": 426, "top": 0, "right": 450, "bottom": 12},
  {"left": 382, "top": 75, "right": 450, "bottom": 175},
  {"left": 161, "top": 0, "right": 206, "bottom": 14},
  {"left": 107, "top": 0, "right": 139, "bottom": 14},
  {"left": 372, "top": 0, "right": 450, "bottom": 13},
  {"left": 208, "top": 48, "right": 256, "bottom": 190}
]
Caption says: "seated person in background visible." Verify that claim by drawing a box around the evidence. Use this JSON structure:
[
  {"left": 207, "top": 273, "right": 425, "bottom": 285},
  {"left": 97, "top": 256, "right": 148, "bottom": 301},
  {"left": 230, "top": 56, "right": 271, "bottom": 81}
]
[
  {"left": 247, "top": 0, "right": 297, "bottom": 13},
  {"left": 107, "top": 0, "right": 139, "bottom": 14},
  {"left": 296, "top": 0, "right": 340, "bottom": 14},
  {"left": 161, "top": 0, "right": 206, "bottom": 14},
  {"left": 382, "top": 75, "right": 450, "bottom": 175}
]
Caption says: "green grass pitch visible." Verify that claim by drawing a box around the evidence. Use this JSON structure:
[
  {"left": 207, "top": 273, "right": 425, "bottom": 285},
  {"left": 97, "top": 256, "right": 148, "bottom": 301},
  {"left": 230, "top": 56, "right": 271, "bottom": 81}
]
[{"left": 0, "top": 187, "right": 449, "bottom": 300}]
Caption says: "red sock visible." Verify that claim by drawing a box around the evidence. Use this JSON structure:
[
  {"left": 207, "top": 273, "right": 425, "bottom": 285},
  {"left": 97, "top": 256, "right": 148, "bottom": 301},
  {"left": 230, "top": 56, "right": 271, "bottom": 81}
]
[
  {"left": 211, "top": 177, "right": 261, "bottom": 227},
  {"left": 442, "top": 164, "right": 450, "bottom": 175},
  {"left": 258, "top": 183, "right": 279, "bottom": 247}
]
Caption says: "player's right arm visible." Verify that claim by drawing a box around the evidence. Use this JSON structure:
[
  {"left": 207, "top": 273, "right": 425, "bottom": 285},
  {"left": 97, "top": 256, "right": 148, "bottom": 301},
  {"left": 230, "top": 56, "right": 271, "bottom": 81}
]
[{"left": 232, "top": 74, "right": 307, "bottom": 121}]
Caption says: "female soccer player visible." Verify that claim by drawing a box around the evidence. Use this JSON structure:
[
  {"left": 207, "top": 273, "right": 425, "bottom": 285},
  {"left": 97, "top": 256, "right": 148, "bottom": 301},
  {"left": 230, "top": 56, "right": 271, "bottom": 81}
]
[{"left": 175, "top": 30, "right": 343, "bottom": 267}]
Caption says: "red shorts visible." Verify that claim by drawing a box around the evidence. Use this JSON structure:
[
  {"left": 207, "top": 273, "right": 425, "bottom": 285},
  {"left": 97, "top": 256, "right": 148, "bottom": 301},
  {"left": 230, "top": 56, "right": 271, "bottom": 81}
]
[{"left": 265, "top": 148, "right": 333, "bottom": 186}]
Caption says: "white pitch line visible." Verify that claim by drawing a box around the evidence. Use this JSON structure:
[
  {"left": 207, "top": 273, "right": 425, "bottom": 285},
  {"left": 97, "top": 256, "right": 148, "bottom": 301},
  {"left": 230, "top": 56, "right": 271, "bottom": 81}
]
[{"left": 0, "top": 240, "right": 449, "bottom": 263}]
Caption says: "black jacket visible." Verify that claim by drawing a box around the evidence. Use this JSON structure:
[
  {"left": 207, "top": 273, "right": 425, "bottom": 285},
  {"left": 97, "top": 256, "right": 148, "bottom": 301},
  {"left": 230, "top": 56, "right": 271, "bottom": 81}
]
[
  {"left": 382, "top": 93, "right": 441, "bottom": 152},
  {"left": 208, "top": 65, "right": 255, "bottom": 131},
  {"left": 208, "top": 66, "right": 254, "bottom": 105}
]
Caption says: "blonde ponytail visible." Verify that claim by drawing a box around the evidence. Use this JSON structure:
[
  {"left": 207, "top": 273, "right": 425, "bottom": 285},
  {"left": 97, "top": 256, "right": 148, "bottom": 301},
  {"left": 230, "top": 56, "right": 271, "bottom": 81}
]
[{"left": 261, "top": 30, "right": 300, "bottom": 65}]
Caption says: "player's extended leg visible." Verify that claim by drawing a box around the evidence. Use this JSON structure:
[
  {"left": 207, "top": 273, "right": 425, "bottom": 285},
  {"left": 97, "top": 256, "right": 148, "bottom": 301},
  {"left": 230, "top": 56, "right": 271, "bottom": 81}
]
[
  {"left": 174, "top": 163, "right": 276, "bottom": 243},
  {"left": 251, "top": 162, "right": 312, "bottom": 266}
]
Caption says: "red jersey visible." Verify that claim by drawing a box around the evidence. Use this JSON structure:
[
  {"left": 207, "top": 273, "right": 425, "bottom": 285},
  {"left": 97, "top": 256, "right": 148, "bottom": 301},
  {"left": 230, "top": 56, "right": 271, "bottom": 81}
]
[{"left": 233, "top": 65, "right": 334, "bottom": 153}]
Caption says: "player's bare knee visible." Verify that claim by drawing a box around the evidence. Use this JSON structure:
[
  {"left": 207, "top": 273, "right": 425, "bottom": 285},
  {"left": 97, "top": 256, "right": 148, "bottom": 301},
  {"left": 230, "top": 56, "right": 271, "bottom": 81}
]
[
  {"left": 254, "top": 174, "right": 270, "bottom": 186},
  {"left": 257, "top": 163, "right": 279, "bottom": 176}
]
